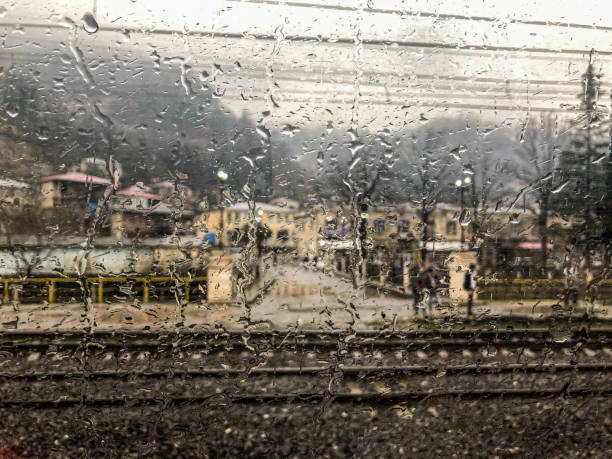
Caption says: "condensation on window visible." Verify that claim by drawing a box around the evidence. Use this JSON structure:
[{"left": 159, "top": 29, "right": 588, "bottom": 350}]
[{"left": 0, "top": 0, "right": 610, "bottom": 456}]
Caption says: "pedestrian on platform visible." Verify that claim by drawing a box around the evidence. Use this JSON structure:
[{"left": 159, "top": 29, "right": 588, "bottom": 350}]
[
  {"left": 410, "top": 265, "right": 422, "bottom": 315},
  {"left": 463, "top": 264, "right": 477, "bottom": 316},
  {"left": 421, "top": 266, "right": 439, "bottom": 315},
  {"left": 563, "top": 264, "right": 579, "bottom": 308}
]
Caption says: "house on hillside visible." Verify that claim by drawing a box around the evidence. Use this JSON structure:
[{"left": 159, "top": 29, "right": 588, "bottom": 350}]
[
  {"left": 0, "top": 178, "right": 32, "bottom": 211},
  {"left": 39, "top": 172, "right": 112, "bottom": 234},
  {"left": 110, "top": 183, "right": 193, "bottom": 239},
  {"left": 40, "top": 172, "right": 112, "bottom": 211}
]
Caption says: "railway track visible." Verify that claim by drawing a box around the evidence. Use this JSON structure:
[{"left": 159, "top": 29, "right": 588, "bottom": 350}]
[
  {"left": 0, "top": 329, "right": 609, "bottom": 373},
  {"left": 1, "top": 387, "right": 612, "bottom": 409},
  {"left": 1, "top": 328, "right": 610, "bottom": 348},
  {"left": 0, "top": 329, "right": 609, "bottom": 410},
  {"left": 0, "top": 362, "right": 609, "bottom": 380},
  {"left": 0, "top": 328, "right": 610, "bottom": 457}
]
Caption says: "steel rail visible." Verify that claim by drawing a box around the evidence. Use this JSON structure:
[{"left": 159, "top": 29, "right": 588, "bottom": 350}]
[
  {"left": 0, "top": 339, "right": 608, "bottom": 352},
  {"left": 1, "top": 330, "right": 610, "bottom": 350},
  {"left": 1, "top": 387, "right": 611, "bottom": 409},
  {"left": 0, "top": 363, "right": 608, "bottom": 381}
]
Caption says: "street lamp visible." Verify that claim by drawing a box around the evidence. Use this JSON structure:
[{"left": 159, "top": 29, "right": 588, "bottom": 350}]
[
  {"left": 216, "top": 169, "right": 230, "bottom": 247},
  {"left": 455, "top": 177, "right": 471, "bottom": 244},
  {"left": 217, "top": 169, "right": 229, "bottom": 181}
]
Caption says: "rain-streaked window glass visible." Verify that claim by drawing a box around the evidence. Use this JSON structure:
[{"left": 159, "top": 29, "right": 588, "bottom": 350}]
[{"left": 0, "top": 0, "right": 610, "bottom": 456}]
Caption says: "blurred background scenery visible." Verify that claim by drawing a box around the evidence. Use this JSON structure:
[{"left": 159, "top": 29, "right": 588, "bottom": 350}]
[{"left": 0, "top": 1, "right": 611, "bottom": 456}]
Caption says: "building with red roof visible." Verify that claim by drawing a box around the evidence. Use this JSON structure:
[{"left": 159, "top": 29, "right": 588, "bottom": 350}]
[
  {"left": 38, "top": 172, "right": 113, "bottom": 234},
  {"left": 40, "top": 172, "right": 112, "bottom": 186}
]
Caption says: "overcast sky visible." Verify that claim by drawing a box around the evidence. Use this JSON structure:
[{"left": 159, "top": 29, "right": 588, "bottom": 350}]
[{"left": 2, "top": 0, "right": 611, "bottom": 134}]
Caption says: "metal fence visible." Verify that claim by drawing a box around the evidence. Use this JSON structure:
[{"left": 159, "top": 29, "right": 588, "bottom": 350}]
[{"left": 1, "top": 276, "right": 208, "bottom": 304}]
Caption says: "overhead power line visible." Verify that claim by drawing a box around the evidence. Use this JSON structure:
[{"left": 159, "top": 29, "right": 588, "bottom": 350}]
[
  {"left": 1, "top": 22, "right": 611, "bottom": 58},
  {"left": 226, "top": 0, "right": 612, "bottom": 32},
  {"left": 3, "top": 50, "right": 604, "bottom": 93}
]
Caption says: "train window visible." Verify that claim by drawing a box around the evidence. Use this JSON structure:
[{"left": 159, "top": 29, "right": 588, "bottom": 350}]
[{"left": 0, "top": 0, "right": 610, "bottom": 456}]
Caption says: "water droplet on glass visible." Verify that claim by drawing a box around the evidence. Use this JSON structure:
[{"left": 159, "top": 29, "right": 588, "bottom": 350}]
[
  {"left": 459, "top": 209, "right": 471, "bottom": 226},
  {"left": 0, "top": 6, "right": 7, "bottom": 18},
  {"left": 551, "top": 329, "right": 572, "bottom": 343},
  {"left": 551, "top": 180, "right": 570, "bottom": 194},
  {"left": 256, "top": 125, "right": 271, "bottom": 141},
  {"left": 5, "top": 106, "right": 19, "bottom": 118},
  {"left": 592, "top": 153, "right": 608, "bottom": 164},
  {"left": 82, "top": 13, "right": 99, "bottom": 34},
  {"left": 37, "top": 127, "right": 49, "bottom": 140}
]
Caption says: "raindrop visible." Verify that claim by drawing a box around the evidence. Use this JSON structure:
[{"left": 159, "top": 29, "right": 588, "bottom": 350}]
[
  {"left": 37, "top": 127, "right": 50, "bottom": 140},
  {"left": 5, "top": 106, "right": 19, "bottom": 118},
  {"left": 551, "top": 180, "right": 570, "bottom": 194},
  {"left": 459, "top": 209, "right": 471, "bottom": 226},
  {"left": 0, "top": 6, "right": 7, "bottom": 18},
  {"left": 82, "top": 13, "right": 99, "bottom": 34},
  {"left": 592, "top": 153, "right": 608, "bottom": 164},
  {"left": 348, "top": 140, "right": 365, "bottom": 156},
  {"left": 212, "top": 87, "right": 225, "bottom": 98},
  {"left": 551, "top": 329, "right": 572, "bottom": 343},
  {"left": 256, "top": 125, "right": 271, "bottom": 141},
  {"left": 59, "top": 16, "right": 76, "bottom": 29},
  {"left": 281, "top": 124, "right": 300, "bottom": 137}
]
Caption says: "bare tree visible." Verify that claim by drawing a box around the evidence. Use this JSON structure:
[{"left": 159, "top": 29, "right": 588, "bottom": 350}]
[
  {"left": 513, "top": 114, "right": 566, "bottom": 273},
  {"left": 459, "top": 142, "right": 512, "bottom": 249},
  {"left": 400, "top": 131, "right": 452, "bottom": 263}
]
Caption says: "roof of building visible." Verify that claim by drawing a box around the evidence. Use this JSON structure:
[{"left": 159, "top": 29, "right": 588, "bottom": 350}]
[
  {"left": 111, "top": 200, "right": 193, "bottom": 216},
  {"left": 116, "top": 185, "right": 161, "bottom": 200},
  {"left": 223, "top": 202, "right": 294, "bottom": 213},
  {"left": 41, "top": 172, "right": 111, "bottom": 186}
]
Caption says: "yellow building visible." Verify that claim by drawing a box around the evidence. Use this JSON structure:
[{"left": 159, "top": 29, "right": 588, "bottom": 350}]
[{"left": 194, "top": 202, "right": 298, "bottom": 249}]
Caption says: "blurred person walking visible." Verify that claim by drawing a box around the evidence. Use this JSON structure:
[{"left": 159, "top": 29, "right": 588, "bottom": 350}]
[
  {"left": 563, "top": 264, "right": 579, "bottom": 308},
  {"left": 463, "top": 264, "right": 477, "bottom": 317},
  {"left": 421, "top": 267, "right": 439, "bottom": 315},
  {"left": 410, "top": 265, "right": 423, "bottom": 315}
]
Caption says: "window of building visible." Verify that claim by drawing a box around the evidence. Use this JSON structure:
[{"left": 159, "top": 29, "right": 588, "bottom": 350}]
[{"left": 373, "top": 219, "right": 386, "bottom": 234}]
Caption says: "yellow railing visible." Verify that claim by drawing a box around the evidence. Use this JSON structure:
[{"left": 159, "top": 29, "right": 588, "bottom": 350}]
[
  {"left": 480, "top": 278, "right": 612, "bottom": 286},
  {"left": 1, "top": 276, "right": 207, "bottom": 304}
]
